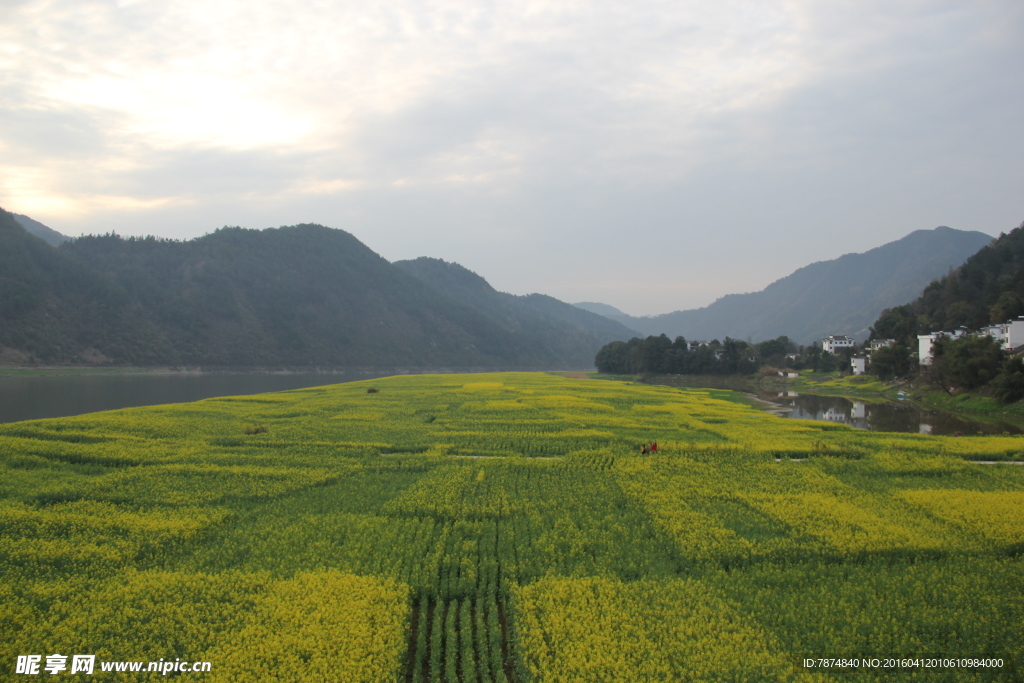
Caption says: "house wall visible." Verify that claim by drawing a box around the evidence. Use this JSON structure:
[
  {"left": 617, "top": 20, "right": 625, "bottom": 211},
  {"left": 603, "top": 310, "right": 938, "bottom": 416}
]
[
  {"left": 918, "top": 334, "right": 937, "bottom": 365},
  {"left": 1007, "top": 318, "right": 1024, "bottom": 349},
  {"left": 981, "top": 317, "right": 1024, "bottom": 350},
  {"left": 822, "top": 336, "right": 854, "bottom": 353},
  {"left": 918, "top": 330, "right": 965, "bottom": 365}
]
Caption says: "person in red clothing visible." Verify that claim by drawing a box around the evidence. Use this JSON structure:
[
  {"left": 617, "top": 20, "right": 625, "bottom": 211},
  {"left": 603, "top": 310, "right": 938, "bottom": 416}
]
[{"left": 651, "top": 441, "right": 658, "bottom": 453}]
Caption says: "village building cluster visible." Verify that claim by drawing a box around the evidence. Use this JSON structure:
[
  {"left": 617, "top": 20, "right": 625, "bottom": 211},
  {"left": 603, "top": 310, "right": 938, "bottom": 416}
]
[
  {"left": 814, "top": 315, "right": 1024, "bottom": 375},
  {"left": 818, "top": 335, "right": 869, "bottom": 375},
  {"left": 918, "top": 315, "right": 1024, "bottom": 365}
]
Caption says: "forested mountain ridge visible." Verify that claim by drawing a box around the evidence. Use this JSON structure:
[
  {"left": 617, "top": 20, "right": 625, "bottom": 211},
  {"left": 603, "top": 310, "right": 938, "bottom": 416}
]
[
  {"left": 0, "top": 209, "right": 627, "bottom": 369},
  {"left": 579, "top": 226, "right": 993, "bottom": 344},
  {"left": 394, "top": 257, "right": 639, "bottom": 363},
  {"left": 871, "top": 220, "right": 1024, "bottom": 342},
  {"left": 11, "top": 213, "right": 69, "bottom": 245},
  {"left": 0, "top": 209, "right": 160, "bottom": 365}
]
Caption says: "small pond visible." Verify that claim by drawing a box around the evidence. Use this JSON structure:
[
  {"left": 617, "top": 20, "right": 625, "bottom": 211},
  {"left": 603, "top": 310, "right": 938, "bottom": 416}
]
[{"left": 761, "top": 391, "right": 1023, "bottom": 436}]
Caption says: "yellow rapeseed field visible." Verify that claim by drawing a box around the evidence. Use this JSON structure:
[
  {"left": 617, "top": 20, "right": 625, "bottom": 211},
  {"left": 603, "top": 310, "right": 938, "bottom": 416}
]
[{"left": 1, "top": 372, "right": 1021, "bottom": 681}]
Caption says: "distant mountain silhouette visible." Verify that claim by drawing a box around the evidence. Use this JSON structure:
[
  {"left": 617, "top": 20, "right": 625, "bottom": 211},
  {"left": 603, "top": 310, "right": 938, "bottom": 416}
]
[
  {"left": 572, "top": 302, "right": 640, "bottom": 331},
  {"left": 573, "top": 301, "right": 628, "bottom": 318},
  {"left": 0, "top": 208, "right": 628, "bottom": 369},
  {"left": 578, "top": 227, "right": 993, "bottom": 344},
  {"left": 395, "top": 257, "right": 639, "bottom": 367},
  {"left": 11, "top": 213, "right": 69, "bottom": 246}
]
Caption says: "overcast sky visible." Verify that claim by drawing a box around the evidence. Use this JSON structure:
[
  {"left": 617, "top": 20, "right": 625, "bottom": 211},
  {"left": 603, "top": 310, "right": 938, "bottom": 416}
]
[{"left": 2, "top": 0, "right": 1022, "bottom": 315}]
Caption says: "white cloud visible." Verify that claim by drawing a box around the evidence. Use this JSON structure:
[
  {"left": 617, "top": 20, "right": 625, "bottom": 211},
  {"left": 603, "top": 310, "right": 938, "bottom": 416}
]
[{"left": 1, "top": 0, "right": 1021, "bottom": 312}]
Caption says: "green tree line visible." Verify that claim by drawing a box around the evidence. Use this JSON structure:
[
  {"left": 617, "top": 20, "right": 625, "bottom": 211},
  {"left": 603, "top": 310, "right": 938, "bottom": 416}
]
[{"left": 594, "top": 334, "right": 845, "bottom": 375}]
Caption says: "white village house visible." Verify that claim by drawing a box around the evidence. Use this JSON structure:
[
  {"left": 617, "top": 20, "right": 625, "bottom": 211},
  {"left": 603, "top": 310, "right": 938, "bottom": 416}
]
[
  {"left": 821, "top": 335, "right": 854, "bottom": 353},
  {"left": 983, "top": 315, "right": 1024, "bottom": 351},
  {"left": 917, "top": 329, "right": 965, "bottom": 365},
  {"left": 850, "top": 357, "right": 867, "bottom": 375},
  {"left": 918, "top": 315, "right": 1024, "bottom": 365}
]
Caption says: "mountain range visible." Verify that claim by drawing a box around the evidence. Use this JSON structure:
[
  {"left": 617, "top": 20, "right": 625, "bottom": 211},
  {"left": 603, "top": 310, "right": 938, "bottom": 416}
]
[
  {"left": 0, "top": 208, "right": 636, "bottom": 369},
  {"left": 0, "top": 207, "right": 997, "bottom": 368},
  {"left": 575, "top": 226, "right": 992, "bottom": 344}
]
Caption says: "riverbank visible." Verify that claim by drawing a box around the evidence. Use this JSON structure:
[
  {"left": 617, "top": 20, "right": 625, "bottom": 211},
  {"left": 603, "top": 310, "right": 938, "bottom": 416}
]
[
  {"left": 774, "top": 371, "right": 1024, "bottom": 424},
  {"left": 617, "top": 370, "right": 1024, "bottom": 432}
]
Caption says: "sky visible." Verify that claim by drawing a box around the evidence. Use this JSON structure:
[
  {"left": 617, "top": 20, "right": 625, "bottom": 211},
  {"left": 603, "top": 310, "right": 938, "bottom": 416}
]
[{"left": 2, "top": 0, "right": 1022, "bottom": 316}]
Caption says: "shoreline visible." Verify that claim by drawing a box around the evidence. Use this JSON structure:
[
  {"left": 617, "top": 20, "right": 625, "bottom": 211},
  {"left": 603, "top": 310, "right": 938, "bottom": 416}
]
[
  {"left": 632, "top": 372, "right": 1024, "bottom": 434},
  {"left": 0, "top": 365, "right": 591, "bottom": 378},
  {"left": 743, "top": 392, "right": 793, "bottom": 417}
]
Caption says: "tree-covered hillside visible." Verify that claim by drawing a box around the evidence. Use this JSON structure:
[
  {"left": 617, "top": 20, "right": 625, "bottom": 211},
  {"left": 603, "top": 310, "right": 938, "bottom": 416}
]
[
  {"left": 0, "top": 209, "right": 619, "bottom": 369},
  {"left": 865, "top": 220, "right": 1024, "bottom": 399},
  {"left": 872, "top": 221, "right": 1024, "bottom": 342},
  {"left": 395, "top": 257, "right": 639, "bottom": 368},
  {"left": 0, "top": 209, "right": 160, "bottom": 365}
]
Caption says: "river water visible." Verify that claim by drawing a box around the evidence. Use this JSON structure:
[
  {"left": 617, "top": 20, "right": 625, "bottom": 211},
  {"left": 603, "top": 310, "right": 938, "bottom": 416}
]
[
  {"left": 762, "top": 391, "right": 1022, "bottom": 436},
  {"left": 0, "top": 372, "right": 389, "bottom": 424}
]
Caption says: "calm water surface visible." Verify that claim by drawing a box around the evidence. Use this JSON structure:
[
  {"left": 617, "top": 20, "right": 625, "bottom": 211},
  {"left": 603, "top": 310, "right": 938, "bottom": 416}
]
[
  {"left": 0, "top": 372, "right": 389, "bottom": 424},
  {"left": 762, "top": 391, "right": 1023, "bottom": 436}
]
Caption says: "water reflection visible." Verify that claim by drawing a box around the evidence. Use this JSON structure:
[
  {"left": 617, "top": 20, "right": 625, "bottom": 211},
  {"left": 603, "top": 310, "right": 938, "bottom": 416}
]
[{"left": 761, "top": 392, "right": 1022, "bottom": 436}]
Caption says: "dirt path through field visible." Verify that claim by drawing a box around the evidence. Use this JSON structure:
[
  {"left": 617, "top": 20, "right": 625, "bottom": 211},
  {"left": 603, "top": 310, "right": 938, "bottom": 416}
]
[{"left": 774, "top": 458, "right": 1023, "bottom": 464}]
